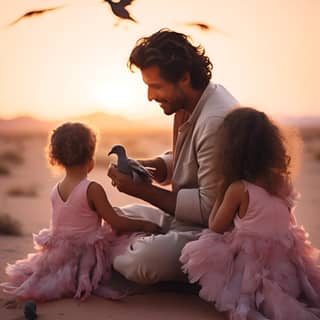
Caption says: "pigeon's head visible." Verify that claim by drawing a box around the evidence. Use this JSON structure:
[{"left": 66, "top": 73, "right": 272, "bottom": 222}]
[{"left": 108, "top": 144, "right": 126, "bottom": 157}]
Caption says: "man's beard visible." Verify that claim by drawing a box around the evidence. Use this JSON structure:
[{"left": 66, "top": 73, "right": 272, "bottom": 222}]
[{"left": 162, "top": 89, "right": 188, "bottom": 115}]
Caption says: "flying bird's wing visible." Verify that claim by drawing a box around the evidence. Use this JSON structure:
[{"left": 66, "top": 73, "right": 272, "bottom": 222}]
[
  {"left": 118, "top": 0, "right": 135, "bottom": 6},
  {"left": 128, "top": 158, "right": 153, "bottom": 183},
  {"left": 7, "top": 6, "right": 65, "bottom": 27},
  {"left": 182, "top": 21, "right": 229, "bottom": 36},
  {"left": 103, "top": 0, "right": 137, "bottom": 23},
  {"left": 184, "top": 22, "right": 212, "bottom": 31}
]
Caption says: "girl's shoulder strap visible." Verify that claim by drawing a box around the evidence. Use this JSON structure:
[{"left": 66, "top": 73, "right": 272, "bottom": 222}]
[
  {"left": 240, "top": 179, "right": 250, "bottom": 192},
  {"left": 50, "top": 182, "right": 59, "bottom": 200},
  {"left": 75, "top": 178, "right": 93, "bottom": 198},
  {"left": 50, "top": 181, "right": 62, "bottom": 208},
  {"left": 63, "top": 178, "right": 92, "bottom": 205},
  {"left": 81, "top": 178, "right": 92, "bottom": 189}
]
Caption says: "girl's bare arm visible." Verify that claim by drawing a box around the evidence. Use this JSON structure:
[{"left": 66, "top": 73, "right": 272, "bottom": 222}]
[
  {"left": 87, "top": 182, "right": 160, "bottom": 233},
  {"left": 208, "top": 181, "right": 245, "bottom": 233}
]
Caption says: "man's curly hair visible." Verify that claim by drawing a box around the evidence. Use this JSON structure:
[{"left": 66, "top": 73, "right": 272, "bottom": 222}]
[
  {"left": 48, "top": 122, "right": 96, "bottom": 167},
  {"left": 128, "top": 28, "right": 213, "bottom": 90},
  {"left": 212, "top": 107, "right": 292, "bottom": 199}
]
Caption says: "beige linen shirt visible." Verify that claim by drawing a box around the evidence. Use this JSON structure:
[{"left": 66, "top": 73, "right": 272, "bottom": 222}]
[{"left": 160, "top": 83, "right": 238, "bottom": 226}]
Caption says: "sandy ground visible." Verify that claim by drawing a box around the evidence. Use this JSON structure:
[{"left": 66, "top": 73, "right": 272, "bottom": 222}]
[{"left": 0, "top": 133, "right": 319, "bottom": 320}]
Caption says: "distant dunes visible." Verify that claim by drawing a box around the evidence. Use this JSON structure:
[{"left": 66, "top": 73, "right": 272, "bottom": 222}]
[
  {"left": 0, "top": 112, "right": 172, "bottom": 134},
  {"left": 0, "top": 112, "right": 318, "bottom": 135}
]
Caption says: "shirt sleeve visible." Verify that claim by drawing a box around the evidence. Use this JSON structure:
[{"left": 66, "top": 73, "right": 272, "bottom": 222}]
[
  {"left": 157, "top": 151, "right": 173, "bottom": 186},
  {"left": 174, "top": 116, "right": 223, "bottom": 226}
]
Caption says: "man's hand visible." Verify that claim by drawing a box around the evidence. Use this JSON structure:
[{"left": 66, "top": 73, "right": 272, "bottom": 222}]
[
  {"left": 108, "top": 164, "right": 148, "bottom": 197},
  {"left": 108, "top": 164, "right": 177, "bottom": 215},
  {"left": 138, "top": 158, "right": 167, "bottom": 183}
]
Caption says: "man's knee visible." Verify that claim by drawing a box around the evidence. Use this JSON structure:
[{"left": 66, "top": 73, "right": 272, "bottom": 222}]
[
  {"left": 113, "top": 234, "right": 184, "bottom": 285},
  {"left": 113, "top": 242, "right": 161, "bottom": 284}
]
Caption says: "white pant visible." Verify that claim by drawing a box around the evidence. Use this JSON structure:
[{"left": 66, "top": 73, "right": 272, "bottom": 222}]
[{"left": 113, "top": 204, "right": 203, "bottom": 284}]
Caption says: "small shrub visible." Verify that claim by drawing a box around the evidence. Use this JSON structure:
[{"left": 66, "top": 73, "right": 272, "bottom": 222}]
[
  {"left": 7, "top": 186, "right": 38, "bottom": 197},
  {"left": 0, "top": 163, "right": 10, "bottom": 176},
  {"left": 0, "top": 150, "right": 24, "bottom": 165},
  {"left": 0, "top": 213, "right": 22, "bottom": 236}
]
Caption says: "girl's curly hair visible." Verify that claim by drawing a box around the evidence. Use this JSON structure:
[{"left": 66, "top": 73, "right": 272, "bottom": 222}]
[
  {"left": 213, "top": 107, "right": 292, "bottom": 199},
  {"left": 48, "top": 122, "right": 96, "bottom": 167},
  {"left": 128, "top": 28, "right": 213, "bottom": 90}
]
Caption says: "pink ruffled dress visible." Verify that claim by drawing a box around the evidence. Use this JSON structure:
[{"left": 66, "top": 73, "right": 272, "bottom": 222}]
[
  {"left": 180, "top": 180, "right": 320, "bottom": 319},
  {"left": 1, "top": 179, "right": 129, "bottom": 301}
]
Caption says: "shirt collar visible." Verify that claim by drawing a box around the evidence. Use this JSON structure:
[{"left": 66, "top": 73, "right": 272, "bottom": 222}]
[{"left": 180, "top": 82, "right": 216, "bottom": 130}]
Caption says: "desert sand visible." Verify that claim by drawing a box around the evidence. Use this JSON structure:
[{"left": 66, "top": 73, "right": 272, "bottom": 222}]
[{"left": 0, "top": 128, "right": 319, "bottom": 320}]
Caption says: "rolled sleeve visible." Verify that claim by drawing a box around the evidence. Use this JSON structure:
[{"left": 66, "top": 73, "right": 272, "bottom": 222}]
[
  {"left": 157, "top": 151, "right": 173, "bottom": 186},
  {"left": 175, "top": 188, "right": 202, "bottom": 225},
  {"left": 174, "top": 116, "right": 225, "bottom": 226}
]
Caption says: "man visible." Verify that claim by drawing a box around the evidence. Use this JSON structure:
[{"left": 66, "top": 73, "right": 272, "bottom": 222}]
[{"left": 108, "top": 28, "right": 238, "bottom": 284}]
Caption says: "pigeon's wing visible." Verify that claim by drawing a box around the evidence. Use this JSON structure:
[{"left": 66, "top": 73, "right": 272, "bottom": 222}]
[{"left": 128, "top": 158, "right": 153, "bottom": 183}]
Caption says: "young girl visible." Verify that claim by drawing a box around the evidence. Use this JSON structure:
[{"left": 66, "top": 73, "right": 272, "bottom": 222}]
[
  {"left": 1, "top": 122, "right": 159, "bottom": 302},
  {"left": 180, "top": 108, "right": 320, "bottom": 319}
]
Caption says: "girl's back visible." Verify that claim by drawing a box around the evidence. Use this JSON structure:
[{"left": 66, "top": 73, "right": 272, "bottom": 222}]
[
  {"left": 51, "top": 178, "right": 102, "bottom": 236},
  {"left": 233, "top": 180, "right": 294, "bottom": 238}
]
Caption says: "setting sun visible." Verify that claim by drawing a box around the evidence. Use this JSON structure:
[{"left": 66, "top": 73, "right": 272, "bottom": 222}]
[{"left": 89, "top": 74, "right": 146, "bottom": 116}]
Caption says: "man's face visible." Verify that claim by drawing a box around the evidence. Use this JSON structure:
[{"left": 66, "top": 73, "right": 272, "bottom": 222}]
[{"left": 141, "top": 65, "right": 188, "bottom": 115}]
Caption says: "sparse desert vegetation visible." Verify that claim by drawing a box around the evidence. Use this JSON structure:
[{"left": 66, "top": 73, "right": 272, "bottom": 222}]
[
  {"left": 0, "top": 150, "right": 24, "bottom": 165},
  {"left": 0, "top": 164, "right": 10, "bottom": 176},
  {"left": 299, "top": 127, "right": 320, "bottom": 161},
  {"left": 0, "top": 138, "right": 26, "bottom": 177},
  {"left": 0, "top": 213, "right": 22, "bottom": 236},
  {"left": 0, "top": 149, "right": 24, "bottom": 177},
  {"left": 6, "top": 185, "right": 38, "bottom": 198}
]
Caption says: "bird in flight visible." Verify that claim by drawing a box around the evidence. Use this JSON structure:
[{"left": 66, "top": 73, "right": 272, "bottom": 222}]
[
  {"left": 182, "top": 21, "right": 229, "bottom": 36},
  {"left": 6, "top": 6, "right": 65, "bottom": 27},
  {"left": 103, "top": 0, "right": 137, "bottom": 23},
  {"left": 185, "top": 22, "right": 212, "bottom": 31}
]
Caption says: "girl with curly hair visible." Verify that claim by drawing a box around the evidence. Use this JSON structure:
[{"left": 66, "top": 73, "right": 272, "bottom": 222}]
[
  {"left": 1, "top": 122, "right": 159, "bottom": 302},
  {"left": 180, "top": 107, "right": 320, "bottom": 319}
]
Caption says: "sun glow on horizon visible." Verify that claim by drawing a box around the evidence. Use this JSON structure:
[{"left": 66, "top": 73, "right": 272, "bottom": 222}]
[
  {"left": 0, "top": 1, "right": 319, "bottom": 120},
  {"left": 88, "top": 74, "right": 148, "bottom": 117}
]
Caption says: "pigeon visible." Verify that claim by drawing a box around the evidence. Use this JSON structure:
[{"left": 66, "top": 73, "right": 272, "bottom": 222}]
[
  {"left": 24, "top": 300, "right": 37, "bottom": 320},
  {"left": 6, "top": 6, "right": 65, "bottom": 27},
  {"left": 103, "top": 0, "right": 137, "bottom": 23},
  {"left": 108, "top": 145, "right": 152, "bottom": 183}
]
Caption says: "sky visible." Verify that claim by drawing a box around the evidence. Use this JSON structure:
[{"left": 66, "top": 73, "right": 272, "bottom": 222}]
[{"left": 0, "top": 0, "right": 319, "bottom": 121}]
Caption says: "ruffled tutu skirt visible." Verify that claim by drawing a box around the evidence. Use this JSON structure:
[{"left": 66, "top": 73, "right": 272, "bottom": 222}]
[
  {"left": 1, "top": 225, "right": 131, "bottom": 301},
  {"left": 180, "top": 227, "right": 320, "bottom": 320}
]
